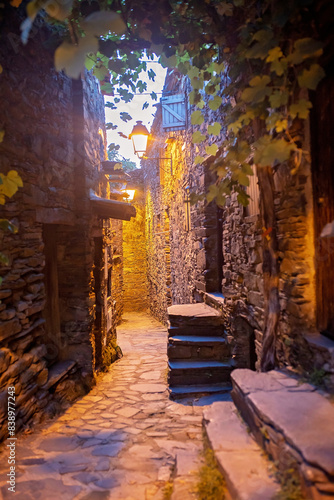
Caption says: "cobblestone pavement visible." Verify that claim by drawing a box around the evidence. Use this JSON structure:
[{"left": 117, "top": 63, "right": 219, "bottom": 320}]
[{"left": 0, "top": 312, "right": 221, "bottom": 500}]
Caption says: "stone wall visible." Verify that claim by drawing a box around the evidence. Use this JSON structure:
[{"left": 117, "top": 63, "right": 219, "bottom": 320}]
[
  {"left": 123, "top": 199, "right": 148, "bottom": 312},
  {"left": 0, "top": 11, "right": 123, "bottom": 439},
  {"left": 144, "top": 68, "right": 323, "bottom": 375}
]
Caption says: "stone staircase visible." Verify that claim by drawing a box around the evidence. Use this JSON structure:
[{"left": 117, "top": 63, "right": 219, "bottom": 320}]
[{"left": 167, "top": 303, "right": 233, "bottom": 399}]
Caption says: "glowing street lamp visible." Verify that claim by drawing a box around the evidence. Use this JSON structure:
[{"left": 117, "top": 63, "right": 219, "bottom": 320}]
[
  {"left": 129, "top": 121, "right": 173, "bottom": 175},
  {"left": 129, "top": 121, "right": 150, "bottom": 159}
]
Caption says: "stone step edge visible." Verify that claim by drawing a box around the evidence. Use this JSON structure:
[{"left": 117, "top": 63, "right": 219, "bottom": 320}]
[
  {"left": 169, "top": 335, "right": 226, "bottom": 345},
  {"left": 168, "top": 360, "right": 234, "bottom": 370},
  {"left": 169, "top": 383, "right": 232, "bottom": 397},
  {"left": 203, "top": 401, "right": 280, "bottom": 500},
  {"left": 231, "top": 368, "right": 334, "bottom": 499},
  {"left": 168, "top": 326, "right": 225, "bottom": 337}
]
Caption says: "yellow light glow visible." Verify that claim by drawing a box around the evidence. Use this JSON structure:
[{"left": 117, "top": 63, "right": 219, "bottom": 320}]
[{"left": 123, "top": 189, "right": 136, "bottom": 201}]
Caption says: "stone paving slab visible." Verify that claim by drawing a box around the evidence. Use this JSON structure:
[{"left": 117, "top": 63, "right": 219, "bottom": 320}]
[
  {"left": 0, "top": 312, "right": 223, "bottom": 500},
  {"left": 204, "top": 401, "right": 279, "bottom": 500}
]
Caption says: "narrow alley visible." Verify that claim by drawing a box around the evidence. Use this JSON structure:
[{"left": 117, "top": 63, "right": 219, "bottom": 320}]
[{"left": 0, "top": 313, "right": 225, "bottom": 500}]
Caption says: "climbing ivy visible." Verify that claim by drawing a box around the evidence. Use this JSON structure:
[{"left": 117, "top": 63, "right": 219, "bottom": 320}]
[{"left": 5, "top": 0, "right": 325, "bottom": 206}]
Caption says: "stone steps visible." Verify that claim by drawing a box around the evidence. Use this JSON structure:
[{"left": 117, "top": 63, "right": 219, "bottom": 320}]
[
  {"left": 168, "top": 360, "right": 233, "bottom": 386},
  {"left": 203, "top": 401, "right": 280, "bottom": 500},
  {"left": 167, "top": 303, "right": 233, "bottom": 398},
  {"left": 169, "top": 383, "right": 232, "bottom": 400},
  {"left": 168, "top": 335, "right": 228, "bottom": 361},
  {"left": 231, "top": 368, "right": 334, "bottom": 500}
]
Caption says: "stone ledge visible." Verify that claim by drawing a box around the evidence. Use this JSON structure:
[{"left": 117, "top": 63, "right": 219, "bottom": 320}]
[
  {"left": 231, "top": 369, "right": 334, "bottom": 499},
  {"left": 203, "top": 401, "right": 279, "bottom": 500},
  {"left": 43, "top": 360, "right": 76, "bottom": 390}
]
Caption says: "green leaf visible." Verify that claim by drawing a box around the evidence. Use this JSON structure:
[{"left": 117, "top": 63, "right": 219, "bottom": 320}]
[
  {"left": 82, "top": 10, "right": 126, "bottom": 37},
  {"left": 237, "top": 171, "right": 250, "bottom": 186},
  {"left": 241, "top": 75, "right": 271, "bottom": 104},
  {"left": 93, "top": 64, "right": 109, "bottom": 81},
  {"left": 206, "top": 184, "right": 219, "bottom": 203},
  {"left": 270, "top": 58, "right": 287, "bottom": 76},
  {"left": 194, "top": 155, "right": 205, "bottom": 165},
  {"left": 150, "top": 91, "right": 157, "bottom": 100},
  {"left": 191, "top": 76, "right": 204, "bottom": 90},
  {"left": 55, "top": 37, "right": 99, "bottom": 79},
  {"left": 288, "top": 38, "right": 323, "bottom": 65},
  {"left": 120, "top": 112, "right": 132, "bottom": 122},
  {"left": 106, "top": 122, "right": 117, "bottom": 130},
  {"left": 237, "top": 189, "right": 249, "bottom": 206},
  {"left": 289, "top": 99, "right": 312, "bottom": 119},
  {"left": 0, "top": 219, "right": 18, "bottom": 233},
  {"left": 216, "top": 2, "right": 233, "bottom": 16},
  {"left": 108, "top": 59, "right": 124, "bottom": 74},
  {"left": 85, "top": 54, "right": 96, "bottom": 71},
  {"left": 298, "top": 64, "right": 325, "bottom": 90},
  {"left": 208, "top": 122, "right": 221, "bottom": 136},
  {"left": 269, "top": 90, "right": 289, "bottom": 108},
  {"left": 44, "top": 0, "right": 73, "bottom": 21},
  {"left": 191, "top": 110, "right": 204, "bottom": 125},
  {"left": 205, "top": 144, "right": 218, "bottom": 156},
  {"left": 208, "top": 95, "right": 222, "bottom": 111},
  {"left": 192, "top": 131, "right": 206, "bottom": 144},
  {"left": 266, "top": 46, "right": 283, "bottom": 62},
  {"left": 0, "top": 170, "right": 23, "bottom": 199},
  {"left": 255, "top": 138, "right": 296, "bottom": 166},
  {"left": 142, "top": 101, "right": 149, "bottom": 110}
]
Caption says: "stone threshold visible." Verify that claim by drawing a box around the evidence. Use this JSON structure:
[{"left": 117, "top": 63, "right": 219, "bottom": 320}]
[
  {"left": 203, "top": 401, "right": 279, "bottom": 500},
  {"left": 231, "top": 368, "right": 334, "bottom": 500}
]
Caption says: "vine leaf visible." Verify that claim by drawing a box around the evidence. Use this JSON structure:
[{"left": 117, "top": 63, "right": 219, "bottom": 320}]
[
  {"left": 206, "top": 184, "right": 219, "bottom": 203},
  {"left": 120, "top": 112, "right": 132, "bottom": 122},
  {"left": 82, "top": 11, "right": 126, "bottom": 37},
  {"left": 192, "top": 131, "right": 206, "bottom": 144},
  {"left": 216, "top": 2, "right": 233, "bottom": 16},
  {"left": 194, "top": 155, "right": 205, "bottom": 165},
  {"left": 44, "top": 0, "right": 73, "bottom": 21},
  {"left": 241, "top": 75, "right": 271, "bottom": 103},
  {"left": 0, "top": 171, "right": 23, "bottom": 202},
  {"left": 298, "top": 64, "right": 325, "bottom": 90},
  {"left": 11, "top": 0, "right": 23, "bottom": 5},
  {"left": 191, "top": 110, "right": 204, "bottom": 126},
  {"left": 255, "top": 137, "right": 296, "bottom": 166},
  {"left": 269, "top": 90, "right": 289, "bottom": 108},
  {"left": 55, "top": 38, "right": 99, "bottom": 79},
  {"left": 288, "top": 38, "right": 323, "bottom": 65},
  {"left": 289, "top": 99, "right": 312, "bottom": 119},
  {"left": 205, "top": 144, "right": 218, "bottom": 156},
  {"left": 208, "top": 122, "right": 221, "bottom": 136},
  {"left": 208, "top": 95, "right": 222, "bottom": 111}
]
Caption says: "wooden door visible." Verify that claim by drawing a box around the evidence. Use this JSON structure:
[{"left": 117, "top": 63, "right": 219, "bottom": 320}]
[{"left": 311, "top": 72, "right": 334, "bottom": 339}]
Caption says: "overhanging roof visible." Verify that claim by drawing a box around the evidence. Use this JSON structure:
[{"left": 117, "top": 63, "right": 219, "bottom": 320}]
[{"left": 89, "top": 192, "right": 136, "bottom": 221}]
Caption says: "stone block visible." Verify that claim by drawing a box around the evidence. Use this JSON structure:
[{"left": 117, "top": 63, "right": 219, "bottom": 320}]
[{"left": 0, "top": 318, "right": 21, "bottom": 341}]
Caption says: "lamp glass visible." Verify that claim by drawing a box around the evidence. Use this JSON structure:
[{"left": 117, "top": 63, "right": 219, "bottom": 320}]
[{"left": 132, "top": 134, "right": 148, "bottom": 159}]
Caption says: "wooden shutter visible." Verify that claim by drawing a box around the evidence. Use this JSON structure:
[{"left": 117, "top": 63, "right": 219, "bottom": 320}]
[
  {"left": 161, "top": 94, "right": 186, "bottom": 131},
  {"left": 246, "top": 166, "right": 260, "bottom": 216}
]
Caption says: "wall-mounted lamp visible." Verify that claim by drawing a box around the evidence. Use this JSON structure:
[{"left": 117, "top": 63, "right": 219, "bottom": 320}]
[
  {"left": 129, "top": 121, "right": 150, "bottom": 159},
  {"left": 129, "top": 121, "right": 173, "bottom": 175},
  {"left": 122, "top": 189, "right": 136, "bottom": 201}
]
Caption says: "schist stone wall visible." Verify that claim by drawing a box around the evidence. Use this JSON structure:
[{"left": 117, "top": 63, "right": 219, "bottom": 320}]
[
  {"left": 144, "top": 68, "right": 328, "bottom": 377},
  {"left": 0, "top": 12, "right": 123, "bottom": 439}
]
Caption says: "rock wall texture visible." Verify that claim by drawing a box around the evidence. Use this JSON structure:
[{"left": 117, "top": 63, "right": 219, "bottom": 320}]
[
  {"left": 0, "top": 12, "right": 123, "bottom": 439},
  {"left": 144, "top": 68, "right": 332, "bottom": 380},
  {"left": 123, "top": 199, "right": 148, "bottom": 312}
]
